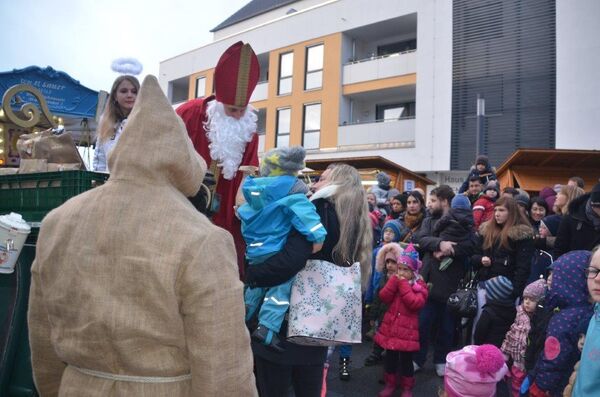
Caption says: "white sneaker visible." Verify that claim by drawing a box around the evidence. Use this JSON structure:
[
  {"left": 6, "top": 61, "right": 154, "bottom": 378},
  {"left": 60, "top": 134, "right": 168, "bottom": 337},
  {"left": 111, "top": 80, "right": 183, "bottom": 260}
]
[
  {"left": 435, "top": 363, "right": 446, "bottom": 377},
  {"left": 413, "top": 361, "right": 421, "bottom": 372}
]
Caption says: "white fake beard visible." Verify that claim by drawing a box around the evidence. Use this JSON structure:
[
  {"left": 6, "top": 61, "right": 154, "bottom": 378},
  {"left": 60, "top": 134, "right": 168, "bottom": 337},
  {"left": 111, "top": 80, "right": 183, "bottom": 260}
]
[{"left": 204, "top": 100, "right": 257, "bottom": 180}]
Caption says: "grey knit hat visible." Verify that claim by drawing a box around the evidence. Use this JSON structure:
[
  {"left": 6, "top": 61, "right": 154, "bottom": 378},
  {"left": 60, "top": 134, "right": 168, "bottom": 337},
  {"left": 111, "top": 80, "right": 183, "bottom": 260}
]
[
  {"left": 376, "top": 172, "right": 391, "bottom": 187},
  {"left": 260, "top": 146, "right": 306, "bottom": 176},
  {"left": 515, "top": 193, "right": 530, "bottom": 208}
]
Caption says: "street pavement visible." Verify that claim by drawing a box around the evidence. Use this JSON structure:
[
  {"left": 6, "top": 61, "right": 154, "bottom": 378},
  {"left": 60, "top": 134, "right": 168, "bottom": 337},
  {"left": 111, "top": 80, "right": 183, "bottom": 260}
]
[
  {"left": 322, "top": 341, "right": 443, "bottom": 397},
  {"left": 278, "top": 340, "right": 444, "bottom": 396}
]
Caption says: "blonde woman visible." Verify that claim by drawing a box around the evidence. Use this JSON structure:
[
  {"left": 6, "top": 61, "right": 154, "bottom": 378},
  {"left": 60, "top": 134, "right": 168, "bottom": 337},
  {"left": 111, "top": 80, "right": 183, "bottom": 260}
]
[
  {"left": 553, "top": 185, "right": 585, "bottom": 215},
  {"left": 93, "top": 75, "right": 140, "bottom": 172},
  {"left": 245, "top": 163, "right": 372, "bottom": 397}
]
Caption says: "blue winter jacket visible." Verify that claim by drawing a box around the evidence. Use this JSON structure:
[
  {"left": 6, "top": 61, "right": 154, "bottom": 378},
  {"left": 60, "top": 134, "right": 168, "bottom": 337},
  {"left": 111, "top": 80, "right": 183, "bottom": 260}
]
[
  {"left": 533, "top": 250, "right": 594, "bottom": 397},
  {"left": 238, "top": 175, "right": 326, "bottom": 264},
  {"left": 572, "top": 303, "right": 600, "bottom": 397}
]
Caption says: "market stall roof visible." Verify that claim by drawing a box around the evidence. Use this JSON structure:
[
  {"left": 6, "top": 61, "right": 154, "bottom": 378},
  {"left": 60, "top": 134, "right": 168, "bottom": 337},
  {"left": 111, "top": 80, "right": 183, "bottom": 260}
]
[
  {"left": 305, "top": 155, "right": 435, "bottom": 186},
  {"left": 496, "top": 148, "right": 600, "bottom": 192}
]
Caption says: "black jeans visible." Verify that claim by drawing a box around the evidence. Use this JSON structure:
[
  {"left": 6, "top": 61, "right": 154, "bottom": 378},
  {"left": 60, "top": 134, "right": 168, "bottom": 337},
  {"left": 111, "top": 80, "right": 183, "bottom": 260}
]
[
  {"left": 383, "top": 350, "right": 414, "bottom": 377},
  {"left": 414, "top": 299, "right": 456, "bottom": 366},
  {"left": 255, "top": 355, "right": 323, "bottom": 397}
]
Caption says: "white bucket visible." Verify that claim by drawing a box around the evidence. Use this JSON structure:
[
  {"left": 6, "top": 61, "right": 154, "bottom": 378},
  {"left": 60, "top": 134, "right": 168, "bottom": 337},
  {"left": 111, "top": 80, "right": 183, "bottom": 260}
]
[{"left": 0, "top": 213, "right": 32, "bottom": 274}]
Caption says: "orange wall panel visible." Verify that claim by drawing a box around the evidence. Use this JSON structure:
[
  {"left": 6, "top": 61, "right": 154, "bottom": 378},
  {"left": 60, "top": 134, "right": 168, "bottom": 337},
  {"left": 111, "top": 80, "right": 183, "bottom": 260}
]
[{"left": 342, "top": 74, "right": 417, "bottom": 96}]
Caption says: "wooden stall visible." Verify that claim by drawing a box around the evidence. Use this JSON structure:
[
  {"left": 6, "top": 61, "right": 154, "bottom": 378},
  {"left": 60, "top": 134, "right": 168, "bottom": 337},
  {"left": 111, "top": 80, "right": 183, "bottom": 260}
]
[
  {"left": 496, "top": 149, "right": 600, "bottom": 194},
  {"left": 305, "top": 155, "right": 434, "bottom": 192}
]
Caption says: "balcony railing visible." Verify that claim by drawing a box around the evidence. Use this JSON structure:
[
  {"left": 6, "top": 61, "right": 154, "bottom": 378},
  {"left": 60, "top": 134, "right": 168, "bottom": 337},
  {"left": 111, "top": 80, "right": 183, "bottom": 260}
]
[
  {"left": 343, "top": 50, "right": 417, "bottom": 85},
  {"left": 338, "top": 117, "right": 415, "bottom": 147},
  {"left": 344, "top": 49, "right": 416, "bottom": 65}
]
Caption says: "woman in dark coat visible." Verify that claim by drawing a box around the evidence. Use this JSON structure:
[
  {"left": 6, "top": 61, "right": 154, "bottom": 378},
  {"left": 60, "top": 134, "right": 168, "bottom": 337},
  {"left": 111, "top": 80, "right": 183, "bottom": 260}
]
[
  {"left": 246, "top": 163, "right": 372, "bottom": 397},
  {"left": 472, "top": 196, "right": 535, "bottom": 299},
  {"left": 553, "top": 183, "right": 600, "bottom": 258}
]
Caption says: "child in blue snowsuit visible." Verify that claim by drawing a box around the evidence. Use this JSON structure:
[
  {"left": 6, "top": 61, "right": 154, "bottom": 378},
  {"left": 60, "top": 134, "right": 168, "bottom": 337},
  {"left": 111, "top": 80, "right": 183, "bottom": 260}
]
[{"left": 238, "top": 146, "right": 327, "bottom": 351}]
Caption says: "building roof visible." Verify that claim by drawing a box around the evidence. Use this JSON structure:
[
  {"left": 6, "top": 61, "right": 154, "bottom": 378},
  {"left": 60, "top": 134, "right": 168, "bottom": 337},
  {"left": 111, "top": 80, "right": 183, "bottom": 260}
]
[
  {"left": 305, "top": 156, "right": 435, "bottom": 186},
  {"left": 496, "top": 148, "right": 600, "bottom": 192},
  {"left": 211, "top": 0, "right": 298, "bottom": 32}
]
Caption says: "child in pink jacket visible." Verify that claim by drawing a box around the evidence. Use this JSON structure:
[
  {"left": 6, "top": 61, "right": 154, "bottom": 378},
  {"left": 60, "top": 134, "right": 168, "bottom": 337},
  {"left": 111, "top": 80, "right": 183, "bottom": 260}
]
[
  {"left": 501, "top": 278, "right": 547, "bottom": 397},
  {"left": 374, "top": 244, "right": 428, "bottom": 397}
]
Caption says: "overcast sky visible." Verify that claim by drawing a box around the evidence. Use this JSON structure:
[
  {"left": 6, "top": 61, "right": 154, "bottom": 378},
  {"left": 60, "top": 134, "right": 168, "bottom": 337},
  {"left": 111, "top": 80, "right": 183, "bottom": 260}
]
[{"left": 3, "top": 0, "right": 249, "bottom": 92}]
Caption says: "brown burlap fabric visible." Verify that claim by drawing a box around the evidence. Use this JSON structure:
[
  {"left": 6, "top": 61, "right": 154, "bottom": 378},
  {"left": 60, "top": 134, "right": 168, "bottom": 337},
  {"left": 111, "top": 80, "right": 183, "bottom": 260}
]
[{"left": 28, "top": 75, "right": 257, "bottom": 396}]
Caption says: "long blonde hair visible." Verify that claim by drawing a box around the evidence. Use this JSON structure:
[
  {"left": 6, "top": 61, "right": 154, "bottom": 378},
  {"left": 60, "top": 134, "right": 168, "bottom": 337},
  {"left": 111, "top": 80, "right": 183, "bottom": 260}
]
[
  {"left": 326, "top": 163, "right": 373, "bottom": 289},
  {"left": 558, "top": 185, "right": 585, "bottom": 215},
  {"left": 482, "top": 196, "right": 531, "bottom": 251},
  {"left": 97, "top": 75, "right": 140, "bottom": 143}
]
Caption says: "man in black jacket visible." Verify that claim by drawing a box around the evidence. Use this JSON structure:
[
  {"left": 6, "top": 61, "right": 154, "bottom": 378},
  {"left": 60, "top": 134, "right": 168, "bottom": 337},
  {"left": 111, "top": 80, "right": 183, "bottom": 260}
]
[
  {"left": 553, "top": 182, "right": 600, "bottom": 258},
  {"left": 413, "top": 185, "right": 476, "bottom": 377}
]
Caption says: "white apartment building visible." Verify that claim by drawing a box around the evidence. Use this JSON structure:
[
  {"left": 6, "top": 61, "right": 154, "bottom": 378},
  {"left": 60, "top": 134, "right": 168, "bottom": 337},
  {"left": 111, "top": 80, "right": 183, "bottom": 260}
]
[{"left": 159, "top": 0, "right": 600, "bottom": 188}]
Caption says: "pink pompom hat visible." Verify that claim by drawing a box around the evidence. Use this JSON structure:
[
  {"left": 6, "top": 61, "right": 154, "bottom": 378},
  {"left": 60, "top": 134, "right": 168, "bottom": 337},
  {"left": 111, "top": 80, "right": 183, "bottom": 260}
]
[{"left": 444, "top": 344, "right": 508, "bottom": 397}]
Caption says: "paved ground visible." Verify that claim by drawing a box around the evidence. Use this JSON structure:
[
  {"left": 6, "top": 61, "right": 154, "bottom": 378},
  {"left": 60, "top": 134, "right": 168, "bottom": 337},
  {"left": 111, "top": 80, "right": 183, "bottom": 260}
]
[{"left": 322, "top": 341, "right": 443, "bottom": 397}]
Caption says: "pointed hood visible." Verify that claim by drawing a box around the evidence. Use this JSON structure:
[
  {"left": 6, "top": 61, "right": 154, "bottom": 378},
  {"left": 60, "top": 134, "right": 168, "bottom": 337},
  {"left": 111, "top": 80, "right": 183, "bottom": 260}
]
[
  {"left": 547, "top": 250, "right": 591, "bottom": 310},
  {"left": 108, "top": 75, "right": 206, "bottom": 197}
]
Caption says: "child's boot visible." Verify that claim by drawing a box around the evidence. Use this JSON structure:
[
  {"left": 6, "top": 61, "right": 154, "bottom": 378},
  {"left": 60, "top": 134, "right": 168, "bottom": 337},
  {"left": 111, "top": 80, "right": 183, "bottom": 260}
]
[
  {"left": 339, "top": 357, "right": 351, "bottom": 381},
  {"left": 377, "top": 372, "right": 398, "bottom": 397},
  {"left": 399, "top": 376, "right": 416, "bottom": 397}
]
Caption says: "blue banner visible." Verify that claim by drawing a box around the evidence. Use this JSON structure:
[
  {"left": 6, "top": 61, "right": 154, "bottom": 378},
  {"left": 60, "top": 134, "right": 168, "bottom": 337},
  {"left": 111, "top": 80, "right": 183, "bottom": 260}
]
[{"left": 0, "top": 66, "right": 99, "bottom": 118}]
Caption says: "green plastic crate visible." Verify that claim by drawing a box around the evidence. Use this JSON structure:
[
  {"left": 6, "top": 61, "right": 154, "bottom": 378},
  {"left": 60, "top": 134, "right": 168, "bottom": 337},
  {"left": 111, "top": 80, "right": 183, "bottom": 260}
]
[{"left": 0, "top": 170, "right": 109, "bottom": 231}]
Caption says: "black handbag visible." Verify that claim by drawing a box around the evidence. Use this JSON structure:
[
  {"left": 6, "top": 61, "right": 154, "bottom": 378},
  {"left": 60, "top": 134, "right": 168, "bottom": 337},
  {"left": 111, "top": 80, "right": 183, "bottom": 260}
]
[{"left": 447, "top": 271, "right": 479, "bottom": 318}]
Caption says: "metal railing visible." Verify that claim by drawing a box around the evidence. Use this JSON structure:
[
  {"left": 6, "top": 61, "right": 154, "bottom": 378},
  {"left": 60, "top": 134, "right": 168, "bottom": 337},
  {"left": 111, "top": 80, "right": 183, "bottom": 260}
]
[
  {"left": 344, "top": 49, "right": 416, "bottom": 65},
  {"left": 339, "top": 115, "right": 415, "bottom": 127}
]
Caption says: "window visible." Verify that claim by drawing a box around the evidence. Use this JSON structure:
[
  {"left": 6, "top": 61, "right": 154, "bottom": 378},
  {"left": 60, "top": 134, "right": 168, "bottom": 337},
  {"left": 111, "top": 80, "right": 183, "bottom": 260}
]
[
  {"left": 276, "top": 108, "right": 291, "bottom": 147},
  {"left": 303, "top": 103, "right": 321, "bottom": 149},
  {"left": 256, "top": 108, "right": 267, "bottom": 135},
  {"left": 256, "top": 108, "right": 267, "bottom": 153},
  {"left": 305, "top": 44, "right": 324, "bottom": 90},
  {"left": 376, "top": 102, "right": 416, "bottom": 121},
  {"left": 377, "top": 39, "right": 417, "bottom": 56},
  {"left": 278, "top": 52, "right": 294, "bottom": 95},
  {"left": 195, "top": 76, "right": 206, "bottom": 98}
]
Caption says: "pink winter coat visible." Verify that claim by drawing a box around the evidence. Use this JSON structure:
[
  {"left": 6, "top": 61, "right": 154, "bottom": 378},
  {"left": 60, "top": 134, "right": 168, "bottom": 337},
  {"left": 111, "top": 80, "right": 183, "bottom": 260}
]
[{"left": 374, "top": 276, "right": 428, "bottom": 352}]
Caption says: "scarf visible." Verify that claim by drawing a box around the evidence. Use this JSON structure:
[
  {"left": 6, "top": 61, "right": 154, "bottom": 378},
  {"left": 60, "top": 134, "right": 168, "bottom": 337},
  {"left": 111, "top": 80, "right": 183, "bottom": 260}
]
[
  {"left": 404, "top": 211, "right": 424, "bottom": 230},
  {"left": 309, "top": 184, "right": 339, "bottom": 202},
  {"left": 585, "top": 199, "right": 600, "bottom": 231},
  {"left": 402, "top": 212, "right": 424, "bottom": 242}
]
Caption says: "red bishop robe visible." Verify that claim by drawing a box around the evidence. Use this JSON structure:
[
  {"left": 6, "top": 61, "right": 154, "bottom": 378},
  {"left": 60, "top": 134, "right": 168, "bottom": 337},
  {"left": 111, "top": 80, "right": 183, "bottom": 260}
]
[{"left": 176, "top": 96, "right": 258, "bottom": 278}]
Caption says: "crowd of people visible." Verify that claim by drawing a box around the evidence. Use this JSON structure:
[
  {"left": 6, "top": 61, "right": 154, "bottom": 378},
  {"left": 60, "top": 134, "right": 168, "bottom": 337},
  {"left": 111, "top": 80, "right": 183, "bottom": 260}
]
[
  {"left": 25, "top": 40, "right": 600, "bottom": 397},
  {"left": 365, "top": 161, "right": 600, "bottom": 396}
]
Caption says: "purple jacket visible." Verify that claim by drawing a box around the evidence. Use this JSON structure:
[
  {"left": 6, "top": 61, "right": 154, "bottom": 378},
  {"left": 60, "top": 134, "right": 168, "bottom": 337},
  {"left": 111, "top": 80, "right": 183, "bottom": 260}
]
[{"left": 533, "top": 251, "right": 594, "bottom": 397}]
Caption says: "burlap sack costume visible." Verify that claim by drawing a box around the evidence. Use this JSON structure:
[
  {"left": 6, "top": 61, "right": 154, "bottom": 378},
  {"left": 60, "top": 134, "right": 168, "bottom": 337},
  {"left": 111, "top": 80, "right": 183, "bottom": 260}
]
[{"left": 27, "top": 75, "right": 257, "bottom": 396}]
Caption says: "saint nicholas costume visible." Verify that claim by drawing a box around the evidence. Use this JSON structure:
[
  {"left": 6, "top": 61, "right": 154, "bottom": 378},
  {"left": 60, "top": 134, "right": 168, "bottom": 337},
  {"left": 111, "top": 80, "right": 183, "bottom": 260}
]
[{"left": 176, "top": 41, "right": 260, "bottom": 277}]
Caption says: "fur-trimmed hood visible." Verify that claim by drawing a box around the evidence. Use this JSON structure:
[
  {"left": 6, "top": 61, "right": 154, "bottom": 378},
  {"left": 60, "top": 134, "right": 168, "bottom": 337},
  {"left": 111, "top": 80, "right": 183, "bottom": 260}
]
[
  {"left": 375, "top": 242, "right": 404, "bottom": 272},
  {"left": 478, "top": 222, "right": 534, "bottom": 241}
]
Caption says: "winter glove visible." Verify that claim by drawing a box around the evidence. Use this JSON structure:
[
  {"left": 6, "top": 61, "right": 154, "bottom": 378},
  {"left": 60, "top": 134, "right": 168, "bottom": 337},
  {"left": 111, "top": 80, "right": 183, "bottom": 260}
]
[
  {"left": 520, "top": 375, "right": 531, "bottom": 396},
  {"left": 188, "top": 171, "right": 218, "bottom": 216}
]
